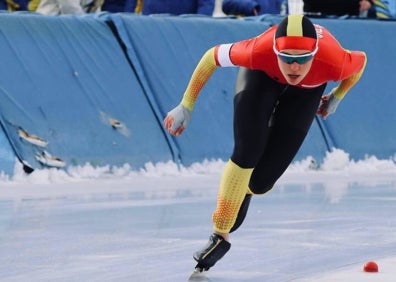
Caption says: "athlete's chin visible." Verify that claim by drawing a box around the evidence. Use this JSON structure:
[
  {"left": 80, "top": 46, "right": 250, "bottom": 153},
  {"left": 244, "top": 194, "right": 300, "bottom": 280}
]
[
  {"left": 284, "top": 74, "right": 303, "bottom": 85},
  {"left": 285, "top": 78, "right": 301, "bottom": 85}
]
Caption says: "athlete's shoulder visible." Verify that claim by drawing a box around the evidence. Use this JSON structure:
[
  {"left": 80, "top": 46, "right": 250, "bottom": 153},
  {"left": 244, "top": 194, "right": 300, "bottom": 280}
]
[
  {"left": 256, "top": 25, "right": 277, "bottom": 41},
  {"left": 314, "top": 24, "right": 337, "bottom": 43},
  {"left": 315, "top": 24, "right": 345, "bottom": 58},
  {"left": 243, "top": 25, "right": 276, "bottom": 51}
]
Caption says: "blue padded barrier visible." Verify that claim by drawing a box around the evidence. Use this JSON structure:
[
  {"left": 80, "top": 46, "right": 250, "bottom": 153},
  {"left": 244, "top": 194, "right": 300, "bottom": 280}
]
[
  {"left": 0, "top": 13, "right": 172, "bottom": 172},
  {"left": 313, "top": 18, "right": 396, "bottom": 160},
  {"left": 0, "top": 127, "right": 15, "bottom": 176},
  {"left": 0, "top": 13, "right": 394, "bottom": 176}
]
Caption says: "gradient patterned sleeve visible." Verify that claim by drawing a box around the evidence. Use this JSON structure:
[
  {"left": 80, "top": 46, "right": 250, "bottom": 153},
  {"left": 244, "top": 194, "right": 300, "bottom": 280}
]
[
  {"left": 180, "top": 48, "right": 217, "bottom": 111},
  {"left": 180, "top": 44, "right": 235, "bottom": 111},
  {"left": 333, "top": 51, "right": 367, "bottom": 99}
]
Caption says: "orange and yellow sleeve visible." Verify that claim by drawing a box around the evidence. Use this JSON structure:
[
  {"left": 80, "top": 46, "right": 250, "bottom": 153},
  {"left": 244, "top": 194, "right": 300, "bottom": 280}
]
[
  {"left": 333, "top": 51, "right": 367, "bottom": 99},
  {"left": 180, "top": 47, "right": 218, "bottom": 111}
]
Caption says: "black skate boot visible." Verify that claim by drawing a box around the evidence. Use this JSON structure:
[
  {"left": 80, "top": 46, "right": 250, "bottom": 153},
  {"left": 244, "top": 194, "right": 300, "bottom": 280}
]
[
  {"left": 230, "top": 194, "right": 252, "bottom": 233},
  {"left": 193, "top": 233, "right": 231, "bottom": 271}
]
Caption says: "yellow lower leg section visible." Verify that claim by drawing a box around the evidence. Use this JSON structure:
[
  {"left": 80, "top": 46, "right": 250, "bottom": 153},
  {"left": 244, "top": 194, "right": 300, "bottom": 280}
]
[{"left": 212, "top": 160, "right": 253, "bottom": 234}]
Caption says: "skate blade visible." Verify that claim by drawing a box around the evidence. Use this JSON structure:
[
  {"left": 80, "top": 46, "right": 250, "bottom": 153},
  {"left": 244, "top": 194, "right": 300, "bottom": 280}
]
[{"left": 188, "top": 268, "right": 209, "bottom": 281}]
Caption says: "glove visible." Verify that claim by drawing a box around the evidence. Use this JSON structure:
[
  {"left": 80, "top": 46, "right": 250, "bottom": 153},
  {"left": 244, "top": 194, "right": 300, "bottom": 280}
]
[
  {"left": 163, "top": 104, "right": 192, "bottom": 136},
  {"left": 317, "top": 92, "right": 341, "bottom": 120}
]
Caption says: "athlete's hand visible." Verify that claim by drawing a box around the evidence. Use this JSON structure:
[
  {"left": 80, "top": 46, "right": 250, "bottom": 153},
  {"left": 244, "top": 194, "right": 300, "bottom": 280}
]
[
  {"left": 317, "top": 93, "right": 341, "bottom": 120},
  {"left": 163, "top": 104, "right": 192, "bottom": 136}
]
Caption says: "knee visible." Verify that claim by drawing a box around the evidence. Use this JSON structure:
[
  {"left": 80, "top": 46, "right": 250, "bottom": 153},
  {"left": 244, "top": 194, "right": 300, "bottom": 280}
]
[
  {"left": 231, "top": 153, "right": 258, "bottom": 169},
  {"left": 249, "top": 177, "right": 275, "bottom": 195}
]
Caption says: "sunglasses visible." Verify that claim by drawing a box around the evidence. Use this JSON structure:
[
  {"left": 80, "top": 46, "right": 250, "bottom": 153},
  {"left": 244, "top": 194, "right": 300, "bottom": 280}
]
[{"left": 274, "top": 51, "right": 315, "bottom": 64}]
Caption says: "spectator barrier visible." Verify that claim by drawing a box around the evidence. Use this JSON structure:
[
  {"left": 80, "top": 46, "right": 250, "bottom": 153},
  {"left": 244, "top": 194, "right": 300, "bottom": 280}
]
[
  {"left": 0, "top": 13, "right": 393, "bottom": 176},
  {"left": 0, "top": 13, "right": 172, "bottom": 175},
  {"left": 313, "top": 18, "right": 396, "bottom": 160}
]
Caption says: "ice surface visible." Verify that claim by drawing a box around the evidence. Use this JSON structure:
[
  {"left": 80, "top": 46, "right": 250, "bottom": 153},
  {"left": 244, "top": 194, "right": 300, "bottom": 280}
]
[{"left": 0, "top": 151, "right": 395, "bottom": 281}]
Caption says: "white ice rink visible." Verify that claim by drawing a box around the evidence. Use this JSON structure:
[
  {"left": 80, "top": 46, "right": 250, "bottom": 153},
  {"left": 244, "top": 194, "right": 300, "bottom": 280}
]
[{"left": 0, "top": 150, "right": 395, "bottom": 281}]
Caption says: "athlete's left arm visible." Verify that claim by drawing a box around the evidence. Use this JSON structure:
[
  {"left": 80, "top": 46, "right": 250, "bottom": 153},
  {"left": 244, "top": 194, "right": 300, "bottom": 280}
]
[
  {"left": 332, "top": 51, "right": 367, "bottom": 99},
  {"left": 317, "top": 50, "right": 367, "bottom": 119}
]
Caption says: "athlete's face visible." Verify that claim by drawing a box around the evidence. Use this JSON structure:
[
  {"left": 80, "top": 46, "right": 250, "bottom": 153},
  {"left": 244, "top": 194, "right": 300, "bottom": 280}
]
[{"left": 277, "top": 49, "right": 314, "bottom": 85}]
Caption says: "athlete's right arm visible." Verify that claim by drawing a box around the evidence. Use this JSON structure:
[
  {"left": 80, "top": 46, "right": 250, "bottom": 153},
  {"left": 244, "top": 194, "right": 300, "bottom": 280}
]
[
  {"left": 180, "top": 47, "right": 219, "bottom": 112},
  {"left": 163, "top": 47, "right": 219, "bottom": 136},
  {"left": 163, "top": 39, "right": 256, "bottom": 136}
]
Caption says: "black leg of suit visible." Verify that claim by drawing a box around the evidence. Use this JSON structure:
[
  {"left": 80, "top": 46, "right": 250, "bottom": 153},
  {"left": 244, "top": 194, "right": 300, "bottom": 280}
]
[{"left": 229, "top": 68, "right": 326, "bottom": 232}]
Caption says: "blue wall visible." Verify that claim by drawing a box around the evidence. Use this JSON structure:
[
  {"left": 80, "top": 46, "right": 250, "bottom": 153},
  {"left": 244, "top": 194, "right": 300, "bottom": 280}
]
[
  {"left": 0, "top": 13, "right": 394, "bottom": 176},
  {"left": 313, "top": 18, "right": 396, "bottom": 160}
]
